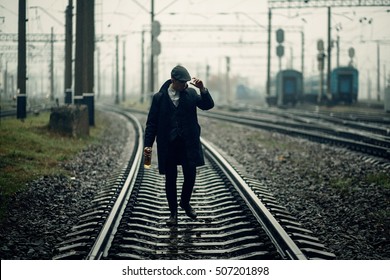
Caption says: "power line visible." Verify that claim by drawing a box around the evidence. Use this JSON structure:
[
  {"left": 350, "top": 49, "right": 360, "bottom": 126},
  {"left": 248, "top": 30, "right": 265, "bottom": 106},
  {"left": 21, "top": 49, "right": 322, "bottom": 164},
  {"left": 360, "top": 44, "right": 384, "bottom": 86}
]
[{"left": 268, "top": 0, "right": 390, "bottom": 9}]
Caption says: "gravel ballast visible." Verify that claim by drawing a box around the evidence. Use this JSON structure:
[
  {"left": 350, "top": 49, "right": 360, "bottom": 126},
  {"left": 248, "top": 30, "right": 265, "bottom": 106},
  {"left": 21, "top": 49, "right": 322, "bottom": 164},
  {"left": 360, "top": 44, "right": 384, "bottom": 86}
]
[
  {"left": 0, "top": 111, "right": 132, "bottom": 260},
  {"left": 0, "top": 110, "right": 388, "bottom": 260},
  {"left": 200, "top": 117, "right": 389, "bottom": 260}
]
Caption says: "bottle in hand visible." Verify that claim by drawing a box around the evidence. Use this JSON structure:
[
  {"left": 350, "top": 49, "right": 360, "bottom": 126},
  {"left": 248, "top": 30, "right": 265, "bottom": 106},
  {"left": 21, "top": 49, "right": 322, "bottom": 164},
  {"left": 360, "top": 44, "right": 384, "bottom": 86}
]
[{"left": 144, "top": 147, "right": 152, "bottom": 169}]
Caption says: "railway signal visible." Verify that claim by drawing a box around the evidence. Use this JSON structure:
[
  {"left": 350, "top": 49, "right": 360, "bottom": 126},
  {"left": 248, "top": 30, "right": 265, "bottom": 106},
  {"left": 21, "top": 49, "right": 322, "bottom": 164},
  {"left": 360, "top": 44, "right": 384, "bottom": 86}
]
[
  {"left": 276, "top": 28, "right": 284, "bottom": 44},
  {"left": 276, "top": 29, "right": 284, "bottom": 106},
  {"left": 276, "top": 45, "right": 284, "bottom": 57}
]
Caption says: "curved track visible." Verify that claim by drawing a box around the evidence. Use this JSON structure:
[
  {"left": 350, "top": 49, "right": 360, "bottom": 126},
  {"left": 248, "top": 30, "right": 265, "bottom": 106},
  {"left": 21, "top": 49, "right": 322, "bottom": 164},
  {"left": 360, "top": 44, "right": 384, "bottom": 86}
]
[{"left": 54, "top": 107, "right": 334, "bottom": 260}]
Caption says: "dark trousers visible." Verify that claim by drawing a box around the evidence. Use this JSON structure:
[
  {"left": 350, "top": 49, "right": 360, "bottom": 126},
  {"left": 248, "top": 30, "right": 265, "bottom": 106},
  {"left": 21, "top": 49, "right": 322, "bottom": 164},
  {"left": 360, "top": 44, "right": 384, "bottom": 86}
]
[{"left": 165, "top": 137, "right": 196, "bottom": 214}]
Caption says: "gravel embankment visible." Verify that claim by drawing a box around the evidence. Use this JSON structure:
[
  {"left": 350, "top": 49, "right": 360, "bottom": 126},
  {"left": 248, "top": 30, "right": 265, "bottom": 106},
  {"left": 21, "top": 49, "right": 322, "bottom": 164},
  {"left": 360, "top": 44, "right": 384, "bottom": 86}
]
[
  {"left": 0, "top": 110, "right": 388, "bottom": 260},
  {"left": 0, "top": 111, "right": 132, "bottom": 260},
  {"left": 200, "top": 117, "right": 389, "bottom": 260}
]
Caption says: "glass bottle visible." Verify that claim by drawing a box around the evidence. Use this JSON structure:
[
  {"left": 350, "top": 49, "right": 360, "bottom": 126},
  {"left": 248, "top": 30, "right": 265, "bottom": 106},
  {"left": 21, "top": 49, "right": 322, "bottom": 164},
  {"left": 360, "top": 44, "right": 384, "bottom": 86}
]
[{"left": 144, "top": 147, "right": 152, "bottom": 169}]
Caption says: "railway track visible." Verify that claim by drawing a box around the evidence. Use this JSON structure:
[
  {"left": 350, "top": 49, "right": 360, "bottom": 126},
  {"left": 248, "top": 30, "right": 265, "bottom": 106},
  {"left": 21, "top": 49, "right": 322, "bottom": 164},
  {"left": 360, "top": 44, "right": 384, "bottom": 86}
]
[
  {"left": 125, "top": 104, "right": 389, "bottom": 160},
  {"left": 200, "top": 108, "right": 390, "bottom": 161},
  {"left": 54, "top": 108, "right": 335, "bottom": 260},
  {"left": 3, "top": 100, "right": 388, "bottom": 159},
  {"left": 248, "top": 105, "right": 390, "bottom": 136}
]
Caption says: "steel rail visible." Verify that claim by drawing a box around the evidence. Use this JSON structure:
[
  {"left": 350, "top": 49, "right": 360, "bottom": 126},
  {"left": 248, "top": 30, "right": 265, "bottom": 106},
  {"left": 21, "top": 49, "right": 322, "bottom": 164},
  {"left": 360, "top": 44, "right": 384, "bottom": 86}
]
[
  {"left": 86, "top": 111, "right": 143, "bottom": 260},
  {"left": 52, "top": 106, "right": 333, "bottom": 259},
  {"left": 55, "top": 106, "right": 334, "bottom": 259},
  {"left": 201, "top": 138, "right": 307, "bottom": 260},
  {"left": 267, "top": 108, "right": 390, "bottom": 135},
  {"left": 201, "top": 111, "right": 390, "bottom": 159},
  {"left": 239, "top": 104, "right": 390, "bottom": 134}
]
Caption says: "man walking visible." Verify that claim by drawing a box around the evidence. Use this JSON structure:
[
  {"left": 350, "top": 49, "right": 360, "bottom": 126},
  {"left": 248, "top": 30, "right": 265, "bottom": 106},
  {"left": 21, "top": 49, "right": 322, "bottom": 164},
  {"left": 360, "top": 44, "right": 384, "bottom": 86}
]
[{"left": 144, "top": 65, "right": 214, "bottom": 226}]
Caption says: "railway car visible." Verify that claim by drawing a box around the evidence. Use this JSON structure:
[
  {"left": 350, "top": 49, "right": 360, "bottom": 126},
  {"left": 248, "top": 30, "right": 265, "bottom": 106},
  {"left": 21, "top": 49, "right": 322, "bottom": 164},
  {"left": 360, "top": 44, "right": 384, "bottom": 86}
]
[
  {"left": 268, "top": 67, "right": 358, "bottom": 106},
  {"left": 276, "top": 69, "right": 303, "bottom": 106},
  {"left": 330, "top": 66, "right": 358, "bottom": 104},
  {"left": 303, "top": 66, "right": 359, "bottom": 105}
]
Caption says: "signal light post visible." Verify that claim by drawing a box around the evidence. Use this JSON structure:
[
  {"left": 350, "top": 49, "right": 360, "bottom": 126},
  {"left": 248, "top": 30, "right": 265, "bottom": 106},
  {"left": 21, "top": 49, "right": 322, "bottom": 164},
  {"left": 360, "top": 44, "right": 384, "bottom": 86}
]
[{"left": 276, "top": 28, "right": 284, "bottom": 106}]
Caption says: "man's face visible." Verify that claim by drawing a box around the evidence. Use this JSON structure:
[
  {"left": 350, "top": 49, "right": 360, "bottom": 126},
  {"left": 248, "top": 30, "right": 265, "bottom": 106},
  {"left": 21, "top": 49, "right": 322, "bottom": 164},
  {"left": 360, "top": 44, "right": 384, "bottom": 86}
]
[{"left": 171, "top": 79, "right": 188, "bottom": 91}]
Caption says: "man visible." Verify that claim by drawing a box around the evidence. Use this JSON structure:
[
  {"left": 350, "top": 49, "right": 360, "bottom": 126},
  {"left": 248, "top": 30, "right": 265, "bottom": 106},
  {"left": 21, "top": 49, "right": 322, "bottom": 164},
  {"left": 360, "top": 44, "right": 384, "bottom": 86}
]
[{"left": 144, "top": 65, "right": 214, "bottom": 226}]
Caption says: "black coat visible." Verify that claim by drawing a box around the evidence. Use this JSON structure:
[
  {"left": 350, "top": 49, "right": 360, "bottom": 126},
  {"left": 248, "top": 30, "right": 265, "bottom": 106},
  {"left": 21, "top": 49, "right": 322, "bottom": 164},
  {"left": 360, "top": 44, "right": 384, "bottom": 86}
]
[{"left": 144, "top": 79, "right": 214, "bottom": 174}]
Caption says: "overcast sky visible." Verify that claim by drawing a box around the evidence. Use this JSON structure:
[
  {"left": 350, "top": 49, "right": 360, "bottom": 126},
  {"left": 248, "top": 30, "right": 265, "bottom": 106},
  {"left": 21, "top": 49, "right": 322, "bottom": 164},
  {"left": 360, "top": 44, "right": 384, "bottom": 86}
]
[{"left": 1, "top": 0, "right": 389, "bottom": 100}]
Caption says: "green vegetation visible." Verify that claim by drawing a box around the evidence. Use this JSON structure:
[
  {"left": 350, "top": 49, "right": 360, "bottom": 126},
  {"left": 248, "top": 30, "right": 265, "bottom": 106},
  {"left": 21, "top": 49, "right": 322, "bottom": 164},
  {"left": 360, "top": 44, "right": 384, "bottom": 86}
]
[
  {"left": 329, "top": 172, "right": 390, "bottom": 195},
  {"left": 0, "top": 111, "right": 106, "bottom": 215},
  {"left": 364, "top": 172, "right": 390, "bottom": 189},
  {"left": 329, "top": 177, "right": 355, "bottom": 195}
]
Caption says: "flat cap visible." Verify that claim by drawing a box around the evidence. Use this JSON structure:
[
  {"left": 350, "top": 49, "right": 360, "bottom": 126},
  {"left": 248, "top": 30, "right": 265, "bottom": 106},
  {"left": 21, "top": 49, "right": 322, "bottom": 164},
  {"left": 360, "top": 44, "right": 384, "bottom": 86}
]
[{"left": 171, "top": 65, "right": 191, "bottom": 82}]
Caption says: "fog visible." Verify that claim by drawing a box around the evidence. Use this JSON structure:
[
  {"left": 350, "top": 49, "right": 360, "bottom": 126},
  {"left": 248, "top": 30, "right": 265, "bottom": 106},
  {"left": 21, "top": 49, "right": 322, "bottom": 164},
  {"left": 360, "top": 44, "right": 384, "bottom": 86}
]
[{"left": 1, "top": 0, "right": 389, "bottom": 102}]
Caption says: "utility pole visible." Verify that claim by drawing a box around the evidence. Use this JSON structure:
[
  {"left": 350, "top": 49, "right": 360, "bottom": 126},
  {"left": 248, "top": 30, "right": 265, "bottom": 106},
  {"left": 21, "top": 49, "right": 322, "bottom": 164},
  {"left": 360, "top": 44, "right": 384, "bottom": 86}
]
[
  {"left": 17, "top": 0, "right": 27, "bottom": 120},
  {"left": 301, "top": 31, "right": 304, "bottom": 77},
  {"left": 141, "top": 30, "right": 145, "bottom": 103},
  {"left": 97, "top": 47, "right": 101, "bottom": 100},
  {"left": 149, "top": 0, "right": 155, "bottom": 94},
  {"left": 326, "top": 7, "right": 332, "bottom": 101},
  {"left": 115, "top": 35, "right": 119, "bottom": 104},
  {"left": 4, "top": 62, "right": 8, "bottom": 99},
  {"left": 384, "top": 64, "right": 386, "bottom": 94},
  {"left": 336, "top": 35, "right": 340, "bottom": 67},
  {"left": 317, "top": 39, "right": 325, "bottom": 104},
  {"left": 50, "top": 27, "right": 54, "bottom": 102},
  {"left": 122, "top": 40, "right": 126, "bottom": 102},
  {"left": 226, "top": 56, "right": 231, "bottom": 105},
  {"left": 64, "top": 0, "right": 73, "bottom": 104},
  {"left": 206, "top": 64, "right": 210, "bottom": 86},
  {"left": 377, "top": 42, "right": 381, "bottom": 101},
  {"left": 266, "top": 8, "right": 272, "bottom": 97},
  {"left": 301, "top": 31, "right": 305, "bottom": 97},
  {"left": 367, "top": 70, "right": 371, "bottom": 100}
]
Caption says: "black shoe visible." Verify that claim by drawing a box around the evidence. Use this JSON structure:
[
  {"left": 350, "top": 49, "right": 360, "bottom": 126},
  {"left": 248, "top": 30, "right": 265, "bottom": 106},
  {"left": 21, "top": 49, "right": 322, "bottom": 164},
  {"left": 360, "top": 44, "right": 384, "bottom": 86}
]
[
  {"left": 179, "top": 202, "right": 197, "bottom": 220},
  {"left": 166, "top": 213, "right": 177, "bottom": 226}
]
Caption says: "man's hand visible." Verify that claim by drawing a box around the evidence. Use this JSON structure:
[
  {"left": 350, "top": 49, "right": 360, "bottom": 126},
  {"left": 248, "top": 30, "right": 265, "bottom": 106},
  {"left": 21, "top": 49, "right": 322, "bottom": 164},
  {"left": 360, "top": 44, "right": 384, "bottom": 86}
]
[{"left": 190, "top": 77, "right": 205, "bottom": 91}]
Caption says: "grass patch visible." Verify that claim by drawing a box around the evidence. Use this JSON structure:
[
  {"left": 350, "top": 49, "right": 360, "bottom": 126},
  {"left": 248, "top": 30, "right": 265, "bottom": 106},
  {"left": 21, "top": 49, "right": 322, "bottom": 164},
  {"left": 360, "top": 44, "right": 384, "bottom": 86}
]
[
  {"left": 0, "top": 111, "right": 106, "bottom": 215},
  {"left": 330, "top": 177, "right": 354, "bottom": 195},
  {"left": 365, "top": 172, "right": 390, "bottom": 189},
  {"left": 329, "top": 172, "right": 390, "bottom": 196},
  {"left": 246, "top": 133, "right": 281, "bottom": 149}
]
